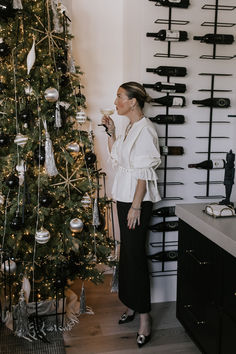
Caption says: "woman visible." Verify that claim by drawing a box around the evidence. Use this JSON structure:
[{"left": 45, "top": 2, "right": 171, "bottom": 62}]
[{"left": 101, "top": 82, "right": 161, "bottom": 348}]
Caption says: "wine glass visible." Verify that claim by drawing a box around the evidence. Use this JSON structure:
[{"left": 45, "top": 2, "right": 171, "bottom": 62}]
[
  {"left": 98, "top": 108, "right": 115, "bottom": 136},
  {"left": 100, "top": 108, "right": 115, "bottom": 116}
]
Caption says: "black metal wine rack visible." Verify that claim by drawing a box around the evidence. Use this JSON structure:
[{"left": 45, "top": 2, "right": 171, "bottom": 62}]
[
  {"left": 197, "top": 0, "right": 236, "bottom": 60},
  {"left": 146, "top": 1, "right": 191, "bottom": 278},
  {"left": 152, "top": 2, "right": 189, "bottom": 58},
  {"left": 193, "top": 73, "right": 232, "bottom": 199}
]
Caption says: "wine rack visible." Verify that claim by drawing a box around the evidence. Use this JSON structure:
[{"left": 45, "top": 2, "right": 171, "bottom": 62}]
[
  {"left": 197, "top": 0, "right": 236, "bottom": 60},
  {"left": 149, "top": 2, "right": 189, "bottom": 58},
  {"left": 193, "top": 73, "right": 232, "bottom": 199}
]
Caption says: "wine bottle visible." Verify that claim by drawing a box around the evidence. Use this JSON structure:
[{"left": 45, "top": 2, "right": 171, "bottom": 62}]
[
  {"left": 155, "top": 0, "right": 190, "bottom": 8},
  {"left": 152, "top": 206, "right": 176, "bottom": 217},
  {"left": 160, "top": 146, "right": 184, "bottom": 156},
  {"left": 147, "top": 250, "right": 178, "bottom": 262},
  {"left": 193, "top": 34, "right": 234, "bottom": 44},
  {"left": 149, "top": 221, "right": 179, "bottom": 232},
  {"left": 192, "top": 98, "right": 230, "bottom": 108},
  {"left": 146, "top": 30, "right": 188, "bottom": 42},
  {"left": 143, "top": 82, "right": 186, "bottom": 93},
  {"left": 150, "top": 115, "right": 185, "bottom": 124},
  {"left": 151, "top": 95, "right": 185, "bottom": 107},
  {"left": 188, "top": 159, "right": 225, "bottom": 169},
  {"left": 146, "top": 66, "right": 187, "bottom": 77}
]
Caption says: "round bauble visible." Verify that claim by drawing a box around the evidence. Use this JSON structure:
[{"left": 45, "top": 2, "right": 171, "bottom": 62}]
[
  {"left": 44, "top": 87, "right": 59, "bottom": 102},
  {"left": 85, "top": 151, "right": 97, "bottom": 167},
  {"left": 76, "top": 110, "right": 87, "bottom": 124},
  {"left": 0, "top": 193, "right": 5, "bottom": 205},
  {"left": 34, "top": 147, "right": 45, "bottom": 165},
  {"left": 5, "top": 174, "right": 19, "bottom": 188},
  {"left": 14, "top": 133, "right": 28, "bottom": 147},
  {"left": 19, "top": 109, "right": 33, "bottom": 123},
  {"left": 1, "top": 259, "right": 16, "bottom": 273},
  {"left": 39, "top": 193, "right": 53, "bottom": 207},
  {"left": 35, "top": 227, "right": 51, "bottom": 244},
  {"left": 81, "top": 194, "right": 91, "bottom": 207},
  {"left": 70, "top": 218, "right": 83, "bottom": 233},
  {"left": 0, "top": 133, "right": 9, "bottom": 147},
  {"left": 10, "top": 215, "right": 23, "bottom": 230},
  {"left": 66, "top": 142, "right": 80, "bottom": 153},
  {"left": 0, "top": 41, "right": 10, "bottom": 57}
]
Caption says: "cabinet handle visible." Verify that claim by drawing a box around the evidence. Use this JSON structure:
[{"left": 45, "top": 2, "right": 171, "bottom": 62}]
[
  {"left": 184, "top": 304, "right": 206, "bottom": 326},
  {"left": 185, "top": 249, "right": 210, "bottom": 265}
]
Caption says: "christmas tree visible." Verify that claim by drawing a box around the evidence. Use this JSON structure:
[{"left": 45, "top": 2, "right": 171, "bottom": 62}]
[{"left": 0, "top": 0, "right": 115, "bottom": 318}]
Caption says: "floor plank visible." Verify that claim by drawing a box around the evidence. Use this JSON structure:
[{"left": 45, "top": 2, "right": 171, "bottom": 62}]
[{"left": 63, "top": 275, "right": 200, "bottom": 354}]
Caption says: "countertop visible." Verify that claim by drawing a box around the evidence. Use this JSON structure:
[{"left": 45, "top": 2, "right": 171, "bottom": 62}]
[{"left": 176, "top": 203, "right": 236, "bottom": 258}]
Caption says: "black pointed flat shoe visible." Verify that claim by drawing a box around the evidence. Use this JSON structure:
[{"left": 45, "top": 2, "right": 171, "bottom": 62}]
[
  {"left": 136, "top": 332, "right": 151, "bottom": 348},
  {"left": 118, "top": 311, "right": 135, "bottom": 324}
]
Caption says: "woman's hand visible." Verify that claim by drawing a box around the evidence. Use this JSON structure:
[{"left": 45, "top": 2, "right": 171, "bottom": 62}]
[
  {"left": 101, "top": 115, "right": 115, "bottom": 136},
  {"left": 127, "top": 207, "right": 141, "bottom": 230}
]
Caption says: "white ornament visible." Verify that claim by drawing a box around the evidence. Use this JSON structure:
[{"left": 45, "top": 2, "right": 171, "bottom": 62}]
[
  {"left": 76, "top": 111, "right": 87, "bottom": 124},
  {"left": 35, "top": 227, "right": 51, "bottom": 244},
  {"left": 1, "top": 260, "right": 17, "bottom": 273},
  {"left": 70, "top": 218, "right": 83, "bottom": 233},
  {"left": 55, "top": 101, "right": 62, "bottom": 128},
  {"left": 81, "top": 194, "right": 91, "bottom": 208},
  {"left": 16, "top": 160, "right": 26, "bottom": 186},
  {"left": 14, "top": 133, "right": 28, "bottom": 147},
  {"left": 21, "top": 276, "right": 31, "bottom": 303},
  {"left": 27, "top": 38, "right": 36, "bottom": 75},
  {"left": 0, "top": 193, "right": 5, "bottom": 205},
  {"left": 13, "top": 0, "right": 23, "bottom": 9},
  {"left": 66, "top": 142, "right": 80, "bottom": 153},
  {"left": 44, "top": 87, "right": 59, "bottom": 102},
  {"left": 24, "top": 84, "right": 34, "bottom": 96}
]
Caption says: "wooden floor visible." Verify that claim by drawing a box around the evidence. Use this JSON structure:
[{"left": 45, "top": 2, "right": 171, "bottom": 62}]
[{"left": 63, "top": 275, "right": 201, "bottom": 354}]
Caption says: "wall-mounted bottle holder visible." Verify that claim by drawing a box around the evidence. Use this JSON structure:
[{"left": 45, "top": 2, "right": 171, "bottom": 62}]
[
  {"left": 192, "top": 73, "right": 232, "bottom": 199},
  {"left": 197, "top": 2, "right": 236, "bottom": 60},
  {"left": 151, "top": 6, "right": 189, "bottom": 58}
]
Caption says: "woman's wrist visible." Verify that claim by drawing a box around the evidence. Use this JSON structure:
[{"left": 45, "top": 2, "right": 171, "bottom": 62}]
[{"left": 131, "top": 205, "right": 142, "bottom": 211}]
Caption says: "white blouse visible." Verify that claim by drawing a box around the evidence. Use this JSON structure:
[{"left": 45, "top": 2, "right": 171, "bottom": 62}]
[{"left": 110, "top": 117, "right": 162, "bottom": 203}]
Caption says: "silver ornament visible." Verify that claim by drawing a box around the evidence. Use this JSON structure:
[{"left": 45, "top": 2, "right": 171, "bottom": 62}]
[
  {"left": 70, "top": 218, "right": 83, "bottom": 233},
  {"left": 66, "top": 142, "right": 80, "bottom": 153},
  {"left": 14, "top": 133, "right": 28, "bottom": 147},
  {"left": 81, "top": 194, "right": 91, "bottom": 207},
  {"left": 16, "top": 160, "right": 26, "bottom": 186},
  {"left": 0, "top": 193, "right": 5, "bottom": 205},
  {"left": 35, "top": 227, "right": 51, "bottom": 244},
  {"left": 1, "top": 260, "right": 17, "bottom": 273},
  {"left": 76, "top": 111, "right": 87, "bottom": 124},
  {"left": 44, "top": 87, "right": 59, "bottom": 103}
]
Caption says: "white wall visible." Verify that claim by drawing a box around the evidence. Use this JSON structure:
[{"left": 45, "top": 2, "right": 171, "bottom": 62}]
[{"left": 69, "top": 0, "right": 236, "bottom": 303}]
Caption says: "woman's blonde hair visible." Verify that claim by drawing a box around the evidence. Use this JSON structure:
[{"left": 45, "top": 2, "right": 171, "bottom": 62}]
[{"left": 120, "top": 82, "right": 151, "bottom": 109}]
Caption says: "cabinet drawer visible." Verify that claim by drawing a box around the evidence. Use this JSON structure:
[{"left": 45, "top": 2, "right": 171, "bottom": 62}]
[
  {"left": 222, "top": 251, "right": 236, "bottom": 322},
  {"left": 221, "top": 313, "right": 236, "bottom": 354}
]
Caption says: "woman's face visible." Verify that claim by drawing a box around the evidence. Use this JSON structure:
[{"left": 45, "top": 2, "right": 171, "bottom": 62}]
[{"left": 114, "top": 87, "right": 132, "bottom": 116}]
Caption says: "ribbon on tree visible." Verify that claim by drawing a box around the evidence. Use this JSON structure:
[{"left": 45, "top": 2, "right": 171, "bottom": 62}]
[
  {"left": 42, "top": 120, "right": 58, "bottom": 176},
  {"left": 51, "top": 0, "right": 63, "bottom": 33}
]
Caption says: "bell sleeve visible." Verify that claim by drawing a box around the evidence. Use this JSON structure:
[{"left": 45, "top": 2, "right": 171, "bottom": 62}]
[{"left": 130, "top": 126, "right": 161, "bottom": 181}]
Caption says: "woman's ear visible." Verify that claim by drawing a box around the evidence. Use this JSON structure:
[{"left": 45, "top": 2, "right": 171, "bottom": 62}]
[{"left": 130, "top": 97, "right": 137, "bottom": 109}]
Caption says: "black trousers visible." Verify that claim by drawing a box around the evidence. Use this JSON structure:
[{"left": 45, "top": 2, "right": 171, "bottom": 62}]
[{"left": 117, "top": 201, "right": 153, "bottom": 313}]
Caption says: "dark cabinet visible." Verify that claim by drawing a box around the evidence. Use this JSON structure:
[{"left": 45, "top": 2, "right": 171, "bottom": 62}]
[{"left": 177, "top": 219, "right": 236, "bottom": 354}]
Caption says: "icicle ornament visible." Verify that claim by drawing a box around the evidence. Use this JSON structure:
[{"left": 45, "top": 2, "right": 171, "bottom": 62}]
[
  {"left": 92, "top": 198, "right": 100, "bottom": 227},
  {"left": 26, "top": 38, "right": 36, "bottom": 75},
  {"left": 13, "top": 0, "right": 23, "bottom": 10},
  {"left": 43, "top": 120, "right": 58, "bottom": 177},
  {"left": 16, "top": 160, "right": 26, "bottom": 186},
  {"left": 55, "top": 101, "right": 62, "bottom": 128},
  {"left": 51, "top": 0, "right": 63, "bottom": 33}
]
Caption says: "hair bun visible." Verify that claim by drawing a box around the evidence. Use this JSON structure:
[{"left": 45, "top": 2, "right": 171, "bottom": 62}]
[{"left": 145, "top": 94, "right": 152, "bottom": 103}]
